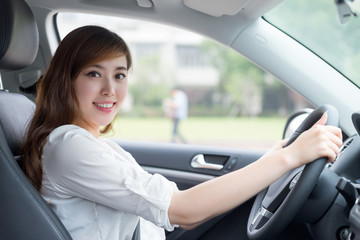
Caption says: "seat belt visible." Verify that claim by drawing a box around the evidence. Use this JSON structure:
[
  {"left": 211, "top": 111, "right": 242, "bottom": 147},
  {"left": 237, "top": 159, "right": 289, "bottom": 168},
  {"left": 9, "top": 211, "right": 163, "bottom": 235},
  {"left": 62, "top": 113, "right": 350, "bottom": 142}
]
[{"left": 132, "top": 220, "right": 141, "bottom": 240}]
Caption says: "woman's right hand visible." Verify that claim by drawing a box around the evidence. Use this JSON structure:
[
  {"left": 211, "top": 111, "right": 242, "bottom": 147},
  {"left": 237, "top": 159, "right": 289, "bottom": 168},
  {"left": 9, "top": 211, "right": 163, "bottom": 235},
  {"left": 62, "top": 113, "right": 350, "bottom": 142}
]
[{"left": 282, "top": 112, "right": 343, "bottom": 169}]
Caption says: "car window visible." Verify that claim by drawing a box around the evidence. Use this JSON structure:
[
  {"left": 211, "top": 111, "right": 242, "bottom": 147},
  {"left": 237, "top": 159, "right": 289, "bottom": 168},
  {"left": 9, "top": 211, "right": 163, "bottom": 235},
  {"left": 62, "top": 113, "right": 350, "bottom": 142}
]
[
  {"left": 56, "top": 12, "right": 313, "bottom": 150},
  {"left": 265, "top": 0, "right": 360, "bottom": 87}
]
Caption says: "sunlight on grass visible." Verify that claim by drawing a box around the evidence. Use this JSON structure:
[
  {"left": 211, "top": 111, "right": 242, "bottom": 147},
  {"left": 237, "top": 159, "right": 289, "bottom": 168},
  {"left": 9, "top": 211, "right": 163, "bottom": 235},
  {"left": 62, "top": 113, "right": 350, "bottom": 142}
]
[{"left": 105, "top": 116, "right": 287, "bottom": 150}]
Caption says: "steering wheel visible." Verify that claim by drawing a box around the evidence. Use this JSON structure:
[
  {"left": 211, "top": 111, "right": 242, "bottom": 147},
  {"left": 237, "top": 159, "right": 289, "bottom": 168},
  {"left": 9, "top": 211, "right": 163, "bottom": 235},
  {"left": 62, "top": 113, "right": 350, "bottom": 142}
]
[{"left": 247, "top": 105, "right": 339, "bottom": 240}]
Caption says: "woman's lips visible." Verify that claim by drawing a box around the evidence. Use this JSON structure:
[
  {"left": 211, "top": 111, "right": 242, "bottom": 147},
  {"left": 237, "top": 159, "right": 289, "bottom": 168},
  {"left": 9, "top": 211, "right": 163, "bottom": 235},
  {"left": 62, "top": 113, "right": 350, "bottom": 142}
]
[{"left": 93, "top": 102, "right": 116, "bottom": 113}]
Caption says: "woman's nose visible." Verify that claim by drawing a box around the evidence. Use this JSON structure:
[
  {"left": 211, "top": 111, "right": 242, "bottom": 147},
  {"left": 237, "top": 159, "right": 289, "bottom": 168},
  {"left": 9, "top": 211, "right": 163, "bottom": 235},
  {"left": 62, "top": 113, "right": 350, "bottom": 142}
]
[{"left": 101, "top": 78, "right": 115, "bottom": 96}]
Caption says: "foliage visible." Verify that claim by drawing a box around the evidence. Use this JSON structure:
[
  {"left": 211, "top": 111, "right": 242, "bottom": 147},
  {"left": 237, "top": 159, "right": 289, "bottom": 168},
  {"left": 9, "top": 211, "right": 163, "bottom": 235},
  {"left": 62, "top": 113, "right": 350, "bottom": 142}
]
[
  {"left": 129, "top": 54, "right": 170, "bottom": 108},
  {"left": 200, "top": 40, "right": 292, "bottom": 117}
]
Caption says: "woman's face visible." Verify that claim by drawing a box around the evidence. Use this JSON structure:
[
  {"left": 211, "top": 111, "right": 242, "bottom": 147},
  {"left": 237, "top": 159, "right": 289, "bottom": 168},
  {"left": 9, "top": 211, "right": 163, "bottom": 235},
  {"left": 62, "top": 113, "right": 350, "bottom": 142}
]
[{"left": 73, "top": 55, "right": 128, "bottom": 137}]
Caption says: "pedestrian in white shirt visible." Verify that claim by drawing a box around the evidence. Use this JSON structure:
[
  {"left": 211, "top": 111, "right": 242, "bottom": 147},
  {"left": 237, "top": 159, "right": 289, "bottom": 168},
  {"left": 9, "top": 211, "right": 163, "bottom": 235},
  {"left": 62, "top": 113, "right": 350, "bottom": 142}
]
[
  {"left": 170, "top": 88, "right": 188, "bottom": 143},
  {"left": 21, "top": 25, "right": 342, "bottom": 240}
]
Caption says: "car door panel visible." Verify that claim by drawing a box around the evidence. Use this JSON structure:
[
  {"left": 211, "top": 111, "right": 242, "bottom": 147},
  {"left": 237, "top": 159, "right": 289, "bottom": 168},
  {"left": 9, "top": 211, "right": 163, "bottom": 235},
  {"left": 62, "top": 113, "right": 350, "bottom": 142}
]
[
  {"left": 113, "top": 139, "right": 266, "bottom": 239},
  {"left": 114, "top": 140, "right": 313, "bottom": 240},
  {"left": 113, "top": 139, "right": 265, "bottom": 177}
]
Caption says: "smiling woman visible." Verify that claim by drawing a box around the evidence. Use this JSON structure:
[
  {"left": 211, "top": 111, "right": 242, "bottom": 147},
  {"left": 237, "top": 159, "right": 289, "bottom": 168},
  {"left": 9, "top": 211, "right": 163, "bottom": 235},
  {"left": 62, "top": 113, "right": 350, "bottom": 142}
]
[{"left": 22, "top": 25, "right": 133, "bottom": 191}]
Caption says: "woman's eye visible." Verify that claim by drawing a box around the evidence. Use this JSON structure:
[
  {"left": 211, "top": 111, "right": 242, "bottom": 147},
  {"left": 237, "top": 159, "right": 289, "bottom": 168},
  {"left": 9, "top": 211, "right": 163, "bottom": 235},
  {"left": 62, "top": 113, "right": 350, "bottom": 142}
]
[
  {"left": 116, "top": 73, "right": 126, "bottom": 79},
  {"left": 87, "top": 71, "right": 100, "bottom": 77}
]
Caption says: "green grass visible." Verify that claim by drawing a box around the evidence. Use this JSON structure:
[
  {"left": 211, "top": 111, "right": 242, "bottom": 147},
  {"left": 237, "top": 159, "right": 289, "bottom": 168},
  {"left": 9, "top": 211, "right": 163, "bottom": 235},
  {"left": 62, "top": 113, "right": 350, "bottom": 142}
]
[{"left": 105, "top": 116, "right": 287, "bottom": 149}]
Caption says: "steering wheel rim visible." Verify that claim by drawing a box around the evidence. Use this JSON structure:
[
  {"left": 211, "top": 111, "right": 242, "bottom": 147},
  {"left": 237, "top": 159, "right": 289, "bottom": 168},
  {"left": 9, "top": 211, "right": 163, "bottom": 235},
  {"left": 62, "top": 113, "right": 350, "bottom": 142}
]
[{"left": 247, "top": 105, "right": 339, "bottom": 240}]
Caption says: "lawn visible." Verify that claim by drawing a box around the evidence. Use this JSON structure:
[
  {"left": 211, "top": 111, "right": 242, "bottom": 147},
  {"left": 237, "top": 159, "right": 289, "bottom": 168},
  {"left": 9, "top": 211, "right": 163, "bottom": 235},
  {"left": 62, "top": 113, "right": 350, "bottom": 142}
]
[{"left": 106, "top": 116, "right": 287, "bottom": 150}]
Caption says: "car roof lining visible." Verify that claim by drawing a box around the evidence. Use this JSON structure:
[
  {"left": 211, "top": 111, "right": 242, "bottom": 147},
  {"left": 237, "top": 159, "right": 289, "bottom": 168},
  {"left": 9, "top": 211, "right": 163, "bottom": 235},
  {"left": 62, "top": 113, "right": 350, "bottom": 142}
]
[
  {"left": 183, "top": 0, "right": 250, "bottom": 17},
  {"left": 26, "top": 0, "right": 284, "bottom": 47}
]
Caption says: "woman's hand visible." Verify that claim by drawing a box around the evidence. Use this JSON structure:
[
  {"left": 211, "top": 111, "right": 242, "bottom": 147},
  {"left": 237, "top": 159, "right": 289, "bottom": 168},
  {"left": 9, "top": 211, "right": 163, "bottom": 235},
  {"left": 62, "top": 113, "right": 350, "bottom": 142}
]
[{"left": 281, "top": 112, "right": 343, "bottom": 169}]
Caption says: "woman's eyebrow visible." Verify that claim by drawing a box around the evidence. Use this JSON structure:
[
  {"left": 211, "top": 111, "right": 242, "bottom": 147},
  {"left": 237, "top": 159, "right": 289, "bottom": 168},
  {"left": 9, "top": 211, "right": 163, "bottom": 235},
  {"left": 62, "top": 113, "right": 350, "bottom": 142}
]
[
  {"left": 116, "top": 66, "right": 127, "bottom": 71},
  {"left": 90, "top": 64, "right": 127, "bottom": 70}
]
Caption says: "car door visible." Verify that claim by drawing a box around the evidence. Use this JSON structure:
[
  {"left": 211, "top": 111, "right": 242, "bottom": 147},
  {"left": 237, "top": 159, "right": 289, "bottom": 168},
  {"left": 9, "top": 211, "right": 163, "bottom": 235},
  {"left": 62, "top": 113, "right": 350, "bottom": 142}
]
[
  {"left": 115, "top": 139, "right": 265, "bottom": 240},
  {"left": 114, "top": 137, "right": 315, "bottom": 240}
]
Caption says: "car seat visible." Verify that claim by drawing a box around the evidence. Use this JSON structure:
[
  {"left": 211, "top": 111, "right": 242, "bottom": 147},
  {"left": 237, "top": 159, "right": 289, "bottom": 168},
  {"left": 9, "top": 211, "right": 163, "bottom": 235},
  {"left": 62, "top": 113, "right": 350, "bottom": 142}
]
[{"left": 0, "top": 0, "right": 73, "bottom": 239}]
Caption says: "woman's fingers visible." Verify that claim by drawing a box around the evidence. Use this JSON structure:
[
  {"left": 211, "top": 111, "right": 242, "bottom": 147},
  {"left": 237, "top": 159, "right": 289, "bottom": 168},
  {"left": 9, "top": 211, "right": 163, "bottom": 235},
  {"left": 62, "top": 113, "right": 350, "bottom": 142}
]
[
  {"left": 313, "top": 111, "right": 342, "bottom": 145},
  {"left": 321, "top": 126, "right": 343, "bottom": 162},
  {"left": 326, "top": 125, "right": 343, "bottom": 141},
  {"left": 315, "top": 111, "right": 328, "bottom": 126},
  {"left": 269, "top": 111, "right": 343, "bottom": 169},
  {"left": 312, "top": 126, "right": 342, "bottom": 160},
  {"left": 287, "top": 122, "right": 343, "bottom": 167}
]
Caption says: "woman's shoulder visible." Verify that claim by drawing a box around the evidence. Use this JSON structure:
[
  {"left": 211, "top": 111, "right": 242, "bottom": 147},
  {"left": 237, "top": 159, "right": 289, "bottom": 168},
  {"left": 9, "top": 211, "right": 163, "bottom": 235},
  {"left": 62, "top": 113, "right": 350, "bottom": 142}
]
[
  {"left": 43, "top": 125, "right": 106, "bottom": 168},
  {"left": 48, "top": 124, "right": 94, "bottom": 143},
  {"left": 45, "top": 124, "right": 102, "bottom": 157}
]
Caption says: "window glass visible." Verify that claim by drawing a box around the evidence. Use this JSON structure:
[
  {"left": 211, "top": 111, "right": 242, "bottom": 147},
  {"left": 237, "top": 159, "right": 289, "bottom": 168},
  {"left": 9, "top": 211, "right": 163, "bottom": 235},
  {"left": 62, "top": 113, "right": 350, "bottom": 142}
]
[
  {"left": 265, "top": 0, "right": 360, "bottom": 87},
  {"left": 56, "top": 12, "right": 313, "bottom": 150},
  {"left": 176, "top": 45, "right": 208, "bottom": 67}
]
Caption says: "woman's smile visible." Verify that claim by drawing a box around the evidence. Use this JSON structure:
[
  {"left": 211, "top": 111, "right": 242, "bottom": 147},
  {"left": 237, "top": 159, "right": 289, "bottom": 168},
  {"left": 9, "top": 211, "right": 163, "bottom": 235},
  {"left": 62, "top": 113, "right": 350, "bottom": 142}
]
[{"left": 93, "top": 101, "right": 116, "bottom": 113}]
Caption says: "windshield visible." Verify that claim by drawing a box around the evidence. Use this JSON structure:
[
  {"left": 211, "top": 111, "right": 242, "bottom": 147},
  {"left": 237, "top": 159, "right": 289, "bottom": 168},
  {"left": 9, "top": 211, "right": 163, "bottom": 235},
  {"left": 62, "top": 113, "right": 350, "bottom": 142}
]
[{"left": 265, "top": 0, "right": 360, "bottom": 87}]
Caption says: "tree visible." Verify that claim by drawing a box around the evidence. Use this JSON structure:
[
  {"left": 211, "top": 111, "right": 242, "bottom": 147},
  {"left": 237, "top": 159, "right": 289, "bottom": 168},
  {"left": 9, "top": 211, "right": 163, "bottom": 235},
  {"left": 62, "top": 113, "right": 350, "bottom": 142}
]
[
  {"left": 129, "top": 54, "right": 170, "bottom": 116},
  {"left": 201, "top": 40, "right": 266, "bottom": 116}
]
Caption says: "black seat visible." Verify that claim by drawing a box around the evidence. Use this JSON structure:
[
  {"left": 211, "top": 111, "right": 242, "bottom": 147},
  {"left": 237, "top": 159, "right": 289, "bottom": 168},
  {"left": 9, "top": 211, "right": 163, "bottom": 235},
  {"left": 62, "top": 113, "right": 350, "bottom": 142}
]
[{"left": 0, "top": 0, "right": 72, "bottom": 239}]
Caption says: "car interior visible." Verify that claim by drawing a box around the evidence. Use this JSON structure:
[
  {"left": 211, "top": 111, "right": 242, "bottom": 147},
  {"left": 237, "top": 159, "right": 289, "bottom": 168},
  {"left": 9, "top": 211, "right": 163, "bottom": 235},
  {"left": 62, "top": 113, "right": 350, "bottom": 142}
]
[
  {"left": 0, "top": 0, "right": 72, "bottom": 239},
  {"left": 1, "top": 0, "right": 360, "bottom": 239}
]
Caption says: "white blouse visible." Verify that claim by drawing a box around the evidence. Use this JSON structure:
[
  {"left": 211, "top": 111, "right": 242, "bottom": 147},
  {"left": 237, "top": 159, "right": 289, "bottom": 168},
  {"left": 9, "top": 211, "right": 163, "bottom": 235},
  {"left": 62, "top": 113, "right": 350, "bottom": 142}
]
[{"left": 41, "top": 125, "right": 177, "bottom": 240}]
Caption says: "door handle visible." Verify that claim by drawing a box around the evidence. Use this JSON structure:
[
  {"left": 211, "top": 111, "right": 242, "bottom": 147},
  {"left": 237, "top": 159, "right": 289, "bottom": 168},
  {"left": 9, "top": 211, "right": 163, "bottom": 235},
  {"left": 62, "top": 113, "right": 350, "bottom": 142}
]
[{"left": 191, "top": 154, "right": 224, "bottom": 170}]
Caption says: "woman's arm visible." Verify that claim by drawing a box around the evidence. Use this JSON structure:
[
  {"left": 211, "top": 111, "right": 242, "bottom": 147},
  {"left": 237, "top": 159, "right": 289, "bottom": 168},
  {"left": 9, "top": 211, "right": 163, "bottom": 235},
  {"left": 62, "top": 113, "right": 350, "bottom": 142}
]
[{"left": 168, "top": 113, "right": 342, "bottom": 228}]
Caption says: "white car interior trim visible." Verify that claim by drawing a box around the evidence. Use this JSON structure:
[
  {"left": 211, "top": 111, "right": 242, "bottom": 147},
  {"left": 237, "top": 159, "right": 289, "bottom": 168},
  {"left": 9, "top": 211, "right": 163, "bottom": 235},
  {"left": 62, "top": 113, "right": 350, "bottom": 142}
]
[
  {"left": 143, "top": 166, "right": 214, "bottom": 183},
  {"left": 183, "top": 0, "right": 250, "bottom": 17},
  {"left": 136, "top": 0, "right": 153, "bottom": 8}
]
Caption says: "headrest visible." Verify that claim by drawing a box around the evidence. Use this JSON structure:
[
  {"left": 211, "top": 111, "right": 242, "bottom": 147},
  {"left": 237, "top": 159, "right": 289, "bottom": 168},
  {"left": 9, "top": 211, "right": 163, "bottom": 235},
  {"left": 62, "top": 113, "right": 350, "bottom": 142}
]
[
  {"left": 0, "top": 0, "right": 39, "bottom": 71},
  {"left": 0, "top": 91, "right": 35, "bottom": 155}
]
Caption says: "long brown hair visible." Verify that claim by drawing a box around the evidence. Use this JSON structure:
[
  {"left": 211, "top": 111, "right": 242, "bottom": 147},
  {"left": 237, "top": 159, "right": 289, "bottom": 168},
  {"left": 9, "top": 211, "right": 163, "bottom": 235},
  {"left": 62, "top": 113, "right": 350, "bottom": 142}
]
[{"left": 22, "top": 25, "right": 132, "bottom": 191}]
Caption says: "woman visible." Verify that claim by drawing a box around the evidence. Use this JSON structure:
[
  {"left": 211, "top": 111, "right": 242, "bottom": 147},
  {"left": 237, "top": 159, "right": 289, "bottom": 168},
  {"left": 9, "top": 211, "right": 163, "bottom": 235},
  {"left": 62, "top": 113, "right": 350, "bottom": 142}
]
[{"left": 22, "top": 25, "right": 342, "bottom": 240}]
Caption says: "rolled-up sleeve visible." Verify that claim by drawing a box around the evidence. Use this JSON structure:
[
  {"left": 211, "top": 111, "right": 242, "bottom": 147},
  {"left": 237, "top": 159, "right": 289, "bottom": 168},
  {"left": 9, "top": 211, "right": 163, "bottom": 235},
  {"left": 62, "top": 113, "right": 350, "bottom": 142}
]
[{"left": 42, "top": 126, "right": 177, "bottom": 231}]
